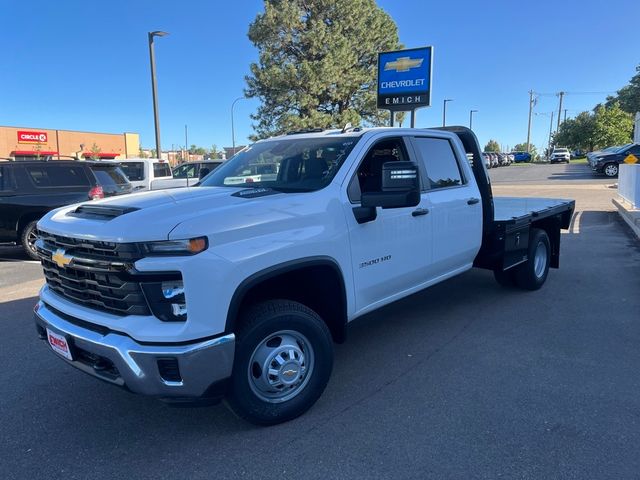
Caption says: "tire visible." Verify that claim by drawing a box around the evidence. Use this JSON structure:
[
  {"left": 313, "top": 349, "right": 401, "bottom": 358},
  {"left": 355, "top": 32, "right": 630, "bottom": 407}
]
[
  {"left": 226, "top": 299, "right": 334, "bottom": 425},
  {"left": 603, "top": 163, "right": 619, "bottom": 177},
  {"left": 493, "top": 267, "right": 517, "bottom": 287},
  {"left": 20, "top": 220, "right": 40, "bottom": 260},
  {"left": 513, "top": 228, "right": 550, "bottom": 290}
]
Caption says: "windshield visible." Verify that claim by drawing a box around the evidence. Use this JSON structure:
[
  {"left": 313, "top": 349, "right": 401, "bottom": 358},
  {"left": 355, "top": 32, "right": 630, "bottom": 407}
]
[{"left": 199, "top": 136, "right": 360, "bottom": 192}]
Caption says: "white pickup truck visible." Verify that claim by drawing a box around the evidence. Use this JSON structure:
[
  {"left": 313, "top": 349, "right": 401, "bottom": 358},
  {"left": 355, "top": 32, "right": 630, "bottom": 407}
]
[
  {"left": 118, "top": 158, "right": 198, "bottom": 191},
  {"left": 34, "top": 127, "right": 574, "bottom": 425}
]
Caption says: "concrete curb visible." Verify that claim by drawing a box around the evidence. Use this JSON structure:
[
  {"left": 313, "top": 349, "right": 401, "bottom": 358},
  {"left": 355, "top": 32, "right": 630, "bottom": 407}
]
[{"left": 612, "top": 197, "right": 640, "bottom": 239}]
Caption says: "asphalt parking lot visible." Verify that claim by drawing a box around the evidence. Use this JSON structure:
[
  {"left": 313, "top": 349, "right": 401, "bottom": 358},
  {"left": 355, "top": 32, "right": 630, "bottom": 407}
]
[{"left": 1, "top": 163, "right": 639, "bottom": 479}]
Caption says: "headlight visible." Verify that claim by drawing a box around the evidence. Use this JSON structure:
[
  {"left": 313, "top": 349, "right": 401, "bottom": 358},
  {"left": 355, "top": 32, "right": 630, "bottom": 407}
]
[
  {"left": 141, "top": 280, "right": 188, "bottom": 322},
  {"left": 142, "top": 237, "right": 208, "bottom": 256}
]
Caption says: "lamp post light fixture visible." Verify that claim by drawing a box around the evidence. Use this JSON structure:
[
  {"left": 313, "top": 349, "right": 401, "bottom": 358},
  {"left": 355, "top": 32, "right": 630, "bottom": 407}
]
[
  {"left": 148, "top": 31, "right": 168, "bottom": 159},
  {"left": 469, "top": 109, "right": 478, "bottom": 130},
  {"left": 442, "top": 99, "right": 453, "bottom": 127},
  {"left": 231, "top": 96, "right": 245, "bottom": 154}
]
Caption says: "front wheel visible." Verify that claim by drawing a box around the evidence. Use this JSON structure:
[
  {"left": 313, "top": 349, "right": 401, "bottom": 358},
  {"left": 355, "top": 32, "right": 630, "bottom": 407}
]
[
  {"left": 513, "top": 228, "right": 551, "bottom": 290},
  {"left": 226, "top": 300, "right": 334, "bottom": 425},
  {"left": 603, "top": 163, "right": 619, "bottom": 177}
]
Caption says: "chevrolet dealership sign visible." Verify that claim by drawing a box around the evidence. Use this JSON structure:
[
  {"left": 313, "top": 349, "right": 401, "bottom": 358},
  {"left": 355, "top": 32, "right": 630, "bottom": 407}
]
[{"left": 377, "top": 47, "right": 432, "bottom": 110}]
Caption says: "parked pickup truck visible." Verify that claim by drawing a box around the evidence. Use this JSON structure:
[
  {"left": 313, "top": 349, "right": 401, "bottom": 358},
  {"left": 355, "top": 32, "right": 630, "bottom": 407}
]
[
  {"left": 118, "top": 158, "right": 198, "bottom": 190},
  {"left": 33, "top": 127, "right": 574, "bottom": 425}
]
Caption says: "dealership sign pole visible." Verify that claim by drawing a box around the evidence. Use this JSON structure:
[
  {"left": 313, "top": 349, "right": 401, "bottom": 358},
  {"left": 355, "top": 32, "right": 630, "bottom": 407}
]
[{"left": 377, "top": 46, "right": 433, "bottom": 128}]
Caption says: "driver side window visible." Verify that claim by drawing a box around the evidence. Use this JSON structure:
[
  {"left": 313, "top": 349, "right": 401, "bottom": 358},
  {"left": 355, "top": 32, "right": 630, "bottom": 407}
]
[{"left": 348, "top": 137, "right": 409, "bottom": 202}]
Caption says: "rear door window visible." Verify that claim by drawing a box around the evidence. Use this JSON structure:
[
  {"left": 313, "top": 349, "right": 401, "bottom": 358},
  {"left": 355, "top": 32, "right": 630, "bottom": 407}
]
[
  {"left": 25, "top": 165, "right": 90, "bottom": 187},
  {"left": 0, "top": 166, "right": 11, "bottom": 191},
  {"left": 410, "top": 137, "right": 465, "bottom": 190},
  {"left": 90, "top": 165, "right": 130, "bottom": 186},
  {"left": 153, "top": 162, "right": 172, "bottom": 178},
  {"left": 119, "top": 162, "right": 145, "bottom": 181}
]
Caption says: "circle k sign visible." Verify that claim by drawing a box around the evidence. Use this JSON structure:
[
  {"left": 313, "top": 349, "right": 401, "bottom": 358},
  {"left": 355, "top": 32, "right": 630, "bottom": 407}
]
[{"left": 17, "top": 130, "right": 48, "bottom": 144}]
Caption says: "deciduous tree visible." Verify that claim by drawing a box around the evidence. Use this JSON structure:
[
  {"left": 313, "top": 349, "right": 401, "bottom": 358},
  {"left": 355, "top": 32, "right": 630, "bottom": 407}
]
[
  {"left": 484, "top": 139, "right": 500, "bottom": 152},
  {"left": 605, "top": 64, "right": 640, "bottom": 115}
]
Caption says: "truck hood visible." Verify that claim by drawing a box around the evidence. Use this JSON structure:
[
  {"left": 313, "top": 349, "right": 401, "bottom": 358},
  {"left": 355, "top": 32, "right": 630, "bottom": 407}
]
[{"left": 37, "top": 186, "right": 290, "bottom": 242}]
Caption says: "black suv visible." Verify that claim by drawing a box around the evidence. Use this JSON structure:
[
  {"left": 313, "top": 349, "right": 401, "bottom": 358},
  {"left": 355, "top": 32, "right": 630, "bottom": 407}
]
[
  {"left": 172, "top": 160, "right": 224, "bottom": 180},
  {"left": 0, "top": 160, "right": 132, "bottom": 259},
  {"left": 590, "top": 143, "right": 640, "bottom": 177}
]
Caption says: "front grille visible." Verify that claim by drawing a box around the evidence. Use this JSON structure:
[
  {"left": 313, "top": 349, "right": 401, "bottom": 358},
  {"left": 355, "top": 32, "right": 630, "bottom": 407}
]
[
  {"left": 38, "top": 230, "right": 141, "bottom": 260},
  {"left": 37, "top": 230, "right": 150, "bottom": 316}
]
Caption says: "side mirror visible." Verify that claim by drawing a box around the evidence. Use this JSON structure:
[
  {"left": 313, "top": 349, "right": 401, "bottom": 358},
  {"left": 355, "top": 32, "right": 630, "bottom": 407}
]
[
  {"left": 353, "top": 161, "right": 421, "bottom": 224},
  {"left": 361, "top": 161, "right": 421, "bottom": 209}
]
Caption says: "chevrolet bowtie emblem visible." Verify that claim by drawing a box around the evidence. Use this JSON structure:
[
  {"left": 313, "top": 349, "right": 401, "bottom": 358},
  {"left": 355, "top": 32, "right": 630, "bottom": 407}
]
[
  {"left": 384, "top": 56, "right": 424, "bottom": 73},
  {"left": 52, "top": 249, "right": 73, "bottom": 268}
]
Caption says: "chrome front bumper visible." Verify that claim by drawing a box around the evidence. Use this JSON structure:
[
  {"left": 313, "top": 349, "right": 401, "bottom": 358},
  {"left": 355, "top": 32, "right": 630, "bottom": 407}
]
[{"left": 34, "top": 300, "right": 235, "bottom": 398}]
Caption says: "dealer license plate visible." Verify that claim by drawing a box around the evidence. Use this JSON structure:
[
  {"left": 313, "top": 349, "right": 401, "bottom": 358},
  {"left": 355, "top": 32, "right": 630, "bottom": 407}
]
[{"left": 46, "top": 328, "right": 73, "bottom": 361}]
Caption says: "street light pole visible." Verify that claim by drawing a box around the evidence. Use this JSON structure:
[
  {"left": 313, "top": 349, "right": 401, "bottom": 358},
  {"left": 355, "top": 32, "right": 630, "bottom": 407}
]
[
  {"left": 231, "top": 96, "right": 244, "bottom": 154},
  {"left": 469, "top": 109, "right": 478, "bottom": 130},
  {"left": 443, "top": 99, "right": 453, "bottom": 127},
  {"left": 148, "top": 31, "right": 168, "bottom": 159}
]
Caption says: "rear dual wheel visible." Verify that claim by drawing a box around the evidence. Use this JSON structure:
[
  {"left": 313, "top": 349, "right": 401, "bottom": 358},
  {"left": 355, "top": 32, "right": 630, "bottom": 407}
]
[{"left": 494, "top": 228, "right": 550, "bottom": 290}]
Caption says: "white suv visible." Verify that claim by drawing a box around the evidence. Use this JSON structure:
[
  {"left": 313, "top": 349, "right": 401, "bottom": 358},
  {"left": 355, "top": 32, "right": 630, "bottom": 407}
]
[{"left": 550, "top": 148, "right": 570, "bottom": 164}]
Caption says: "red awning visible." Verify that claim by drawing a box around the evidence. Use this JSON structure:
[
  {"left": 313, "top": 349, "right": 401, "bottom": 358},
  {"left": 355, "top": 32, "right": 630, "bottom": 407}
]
[
  {"left": 82, "top": 152, "right": 120, "bottom": 158},
  {"left": 11, "top": 150, "right": 59, "bottom": 155}
]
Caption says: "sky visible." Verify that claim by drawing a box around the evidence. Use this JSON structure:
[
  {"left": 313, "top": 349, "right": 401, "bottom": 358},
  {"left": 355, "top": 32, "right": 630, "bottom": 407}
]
[{"left": 1, "top": 0, "right": 638, "bottom": 153}]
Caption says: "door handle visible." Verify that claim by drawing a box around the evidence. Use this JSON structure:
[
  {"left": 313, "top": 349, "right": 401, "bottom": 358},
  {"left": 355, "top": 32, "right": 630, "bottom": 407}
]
[
  {"left": 412, "top": 208, "right": 429, "bottom": 217},
  {"left": 467, "top": 198, "right": 480, "bottom": 205}
]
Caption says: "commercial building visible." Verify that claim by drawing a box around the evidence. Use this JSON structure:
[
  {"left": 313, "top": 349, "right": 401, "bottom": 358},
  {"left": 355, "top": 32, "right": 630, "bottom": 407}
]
[{"left": 0, "top": 125, "right": 139, "bottom": 161}]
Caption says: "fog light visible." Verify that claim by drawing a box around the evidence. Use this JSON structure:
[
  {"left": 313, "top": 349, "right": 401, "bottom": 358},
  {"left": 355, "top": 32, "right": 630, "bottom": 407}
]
[
  {"left": 162, "top": 281, "right": 184, "bottom": 299},
  {"left": 171, "top": 303, "right": 187, "bottom": 317}
]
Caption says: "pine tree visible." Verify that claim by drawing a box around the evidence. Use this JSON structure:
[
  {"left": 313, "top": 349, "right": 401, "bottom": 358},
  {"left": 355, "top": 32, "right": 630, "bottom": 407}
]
[{"left": 246, "top": 0, "right": 401, "bottom": 139}]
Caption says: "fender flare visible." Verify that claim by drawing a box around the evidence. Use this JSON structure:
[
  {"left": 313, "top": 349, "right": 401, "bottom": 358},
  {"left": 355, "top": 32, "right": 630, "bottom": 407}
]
[{"left": 224, "top": 256, "right": 348, "bottom": 338}]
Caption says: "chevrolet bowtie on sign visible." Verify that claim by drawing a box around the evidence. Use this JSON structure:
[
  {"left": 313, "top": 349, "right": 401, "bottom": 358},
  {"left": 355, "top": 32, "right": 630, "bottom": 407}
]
[{"left": 377, "top": 46, "right": 432, "bottom": 110}]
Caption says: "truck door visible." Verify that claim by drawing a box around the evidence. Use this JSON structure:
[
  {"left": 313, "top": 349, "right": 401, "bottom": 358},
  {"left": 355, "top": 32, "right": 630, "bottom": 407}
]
[
  {"left": 343, "top": 136, "right": 434, "bottom": 312},
  {"left": 408, "top": 135, "right": 482, "bottom": 278}
]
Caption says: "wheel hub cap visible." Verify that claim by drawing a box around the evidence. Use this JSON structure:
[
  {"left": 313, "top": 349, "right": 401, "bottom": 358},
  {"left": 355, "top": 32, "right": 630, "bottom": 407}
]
[
  {"left": 248, "top": 331, "right": 314, "bottom": 403},
  {"left": 534, "top": 241, "right": 548, "bottom": 278}
]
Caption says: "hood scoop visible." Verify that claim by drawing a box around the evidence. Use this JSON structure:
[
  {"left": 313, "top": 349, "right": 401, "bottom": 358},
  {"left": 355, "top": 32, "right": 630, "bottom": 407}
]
[{"left": 67, "top": 204, "right": 140, "bottom": 220}]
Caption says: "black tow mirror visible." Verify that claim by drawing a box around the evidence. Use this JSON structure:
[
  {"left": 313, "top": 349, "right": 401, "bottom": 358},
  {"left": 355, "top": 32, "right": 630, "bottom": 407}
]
[
  {"left": 361, "top": 161, "right": 421, "bottom": 209},
  {"left": 353, "top": 161, "right": 421, "bottom": 224}
]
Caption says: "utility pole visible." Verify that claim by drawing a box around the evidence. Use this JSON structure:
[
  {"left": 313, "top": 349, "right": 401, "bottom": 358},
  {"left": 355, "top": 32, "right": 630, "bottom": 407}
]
[
  {"left": 526, "top": 90, "right": 534, "bottom": 153},
  {"left": 184, "top": 124, "right": 188, "bottom": 161},
  {"left": 557, "top": 91, "right": 565, "bottom": 130},
  {"left": 548, "top": 111, "right": 555, "bottom": 155},
  {"left": 563, "top": 109, "right": 568, "bottom": 123}
]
